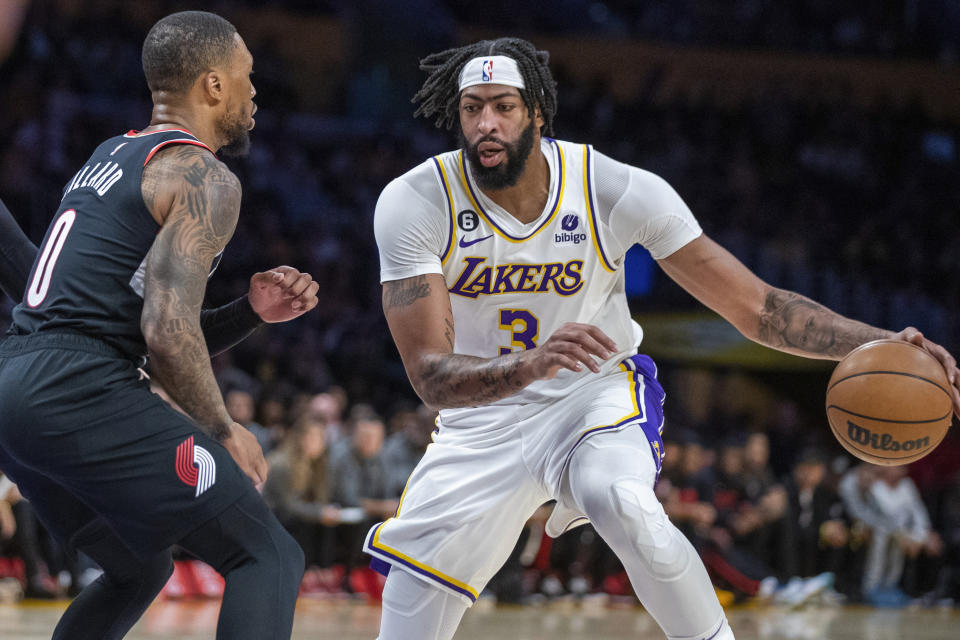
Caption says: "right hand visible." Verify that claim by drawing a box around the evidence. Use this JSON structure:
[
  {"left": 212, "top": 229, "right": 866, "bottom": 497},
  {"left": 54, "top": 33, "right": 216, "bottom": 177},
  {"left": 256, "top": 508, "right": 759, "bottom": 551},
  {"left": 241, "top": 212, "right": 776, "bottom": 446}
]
[
  {"left": 894, "top": 327, "right": 960, "bottom": 418},
  {"left": 248, "top": 266, "right": 320, "bottom": 323},
  {"left": 320, "top": 505, "right": 341, "bottom": 526},
  {"left": 221, "top": 422, "right": 268, "bottom": 490},
  {"left": 522, "top": 322, "right": 619, "bottom": 380}
]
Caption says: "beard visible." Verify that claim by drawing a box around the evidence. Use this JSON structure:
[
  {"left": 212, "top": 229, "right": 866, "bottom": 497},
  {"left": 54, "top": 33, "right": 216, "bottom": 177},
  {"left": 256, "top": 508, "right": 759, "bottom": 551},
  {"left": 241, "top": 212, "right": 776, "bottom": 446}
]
[
  {"left": 218, "top": 108, "right": 252, "bottom": 158},
  {"left": 460, "top": 119, "right": 536, "bottom": 190}
]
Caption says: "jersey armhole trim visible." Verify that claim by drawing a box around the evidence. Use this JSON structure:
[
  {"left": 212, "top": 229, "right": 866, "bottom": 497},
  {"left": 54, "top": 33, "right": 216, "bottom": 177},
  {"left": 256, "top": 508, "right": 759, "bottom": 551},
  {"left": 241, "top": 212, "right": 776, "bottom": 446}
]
[
  {"left": 584, "top": 145, "right": 617, "bottom": 273},
  {"left": 432, "top": 156, "right": 457, "bottom": 266}
]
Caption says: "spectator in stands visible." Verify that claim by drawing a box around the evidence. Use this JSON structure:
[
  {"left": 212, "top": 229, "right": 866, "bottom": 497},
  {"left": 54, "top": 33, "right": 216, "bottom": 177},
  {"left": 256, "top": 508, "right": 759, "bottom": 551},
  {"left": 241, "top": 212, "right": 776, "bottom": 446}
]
[
  {"left": 781, "top": 448, "right": 849, "bottom": 594},
  {"left": 0, "top": 473, "right": 59, "bottom": 598},
  {"left": 329, "top": 407, "right": 397, "bottom": 518},
  {"left": 742, "top": 432, "right": 778, "bottom": 501},
  {"left": 663, "top": 432, "right": 717, "bottom": 543},
  {"left": 328, "top": 407, "right": 398, "bottom": 589},
  {"left": 263, "top": 414, "right": 339, "bottom": 569},
  {"left": 308, "top": 392, "right": 347, "bottom": 447},
  {"left": 382, "top": 403, "right": 436, "bottom": 497},
  {"left": 225, "top": 388, "right": 274, "bottom": 454},
  {"left": 257, "top": 393, "right": 291, "bottom": 442},
  {"left": 839, "top": 464, "right": 944, "bottom": 605},
  {"left": 933, "top": 471, "right": 960, "bottom": 603},
  {"left": 701, "top": 436, "right": 784, "bottom": 601},
  {"left": 726, "top": 432, "right": 788, "bottom": 580}
]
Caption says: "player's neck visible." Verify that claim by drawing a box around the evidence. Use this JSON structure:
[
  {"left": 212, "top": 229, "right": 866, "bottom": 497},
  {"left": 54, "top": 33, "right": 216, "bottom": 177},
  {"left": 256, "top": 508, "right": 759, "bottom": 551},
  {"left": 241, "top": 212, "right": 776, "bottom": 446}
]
[
  {"left": 481, "top": 145, "right": 550, "bottom": 225},
  {"left": 146, "top": 101, "right": 221, "bottom": 152}
]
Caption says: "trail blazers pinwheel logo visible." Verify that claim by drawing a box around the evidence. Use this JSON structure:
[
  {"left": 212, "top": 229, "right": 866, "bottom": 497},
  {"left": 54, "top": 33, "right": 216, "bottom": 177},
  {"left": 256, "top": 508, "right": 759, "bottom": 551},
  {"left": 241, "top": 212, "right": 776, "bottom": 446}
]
[{"left": 176, "top": 436, "right": 216, "bottom": 497}]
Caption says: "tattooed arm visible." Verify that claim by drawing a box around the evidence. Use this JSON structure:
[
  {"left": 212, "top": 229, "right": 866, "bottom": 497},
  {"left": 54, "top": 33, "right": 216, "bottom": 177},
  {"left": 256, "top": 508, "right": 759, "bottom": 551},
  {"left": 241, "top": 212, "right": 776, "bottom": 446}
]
[
  {"left": 658, "top": 235, "right": 896, "bottom": 358},
  {"left": 383, "top": 274, "right": 617, "bottom": 409},
  {"left": 140, "top": 145, "right": 267, "bottom": 483},
  {"left": 660, "top": 234, "right": 960, "bottom": 415},
  {"left": 140, "top": 146, "right": 238, "bottom": 436}
]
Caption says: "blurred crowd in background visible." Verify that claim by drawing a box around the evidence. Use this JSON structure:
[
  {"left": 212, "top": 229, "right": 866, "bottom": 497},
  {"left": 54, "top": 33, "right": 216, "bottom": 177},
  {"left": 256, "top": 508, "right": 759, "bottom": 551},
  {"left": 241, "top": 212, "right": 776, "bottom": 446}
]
[{"left": 1, "top": 0, "right": 958, "bottom": 610}]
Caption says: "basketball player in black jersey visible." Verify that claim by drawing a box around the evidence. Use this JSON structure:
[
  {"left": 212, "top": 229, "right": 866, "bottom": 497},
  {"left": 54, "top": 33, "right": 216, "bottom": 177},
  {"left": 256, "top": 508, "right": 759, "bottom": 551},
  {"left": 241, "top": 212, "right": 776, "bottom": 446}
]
[
  {"left": 0, "top": 12, "right": 315, "bottom": 639},
  {"left": 1, "top": 195, "right": 303, "bottom": 358}
]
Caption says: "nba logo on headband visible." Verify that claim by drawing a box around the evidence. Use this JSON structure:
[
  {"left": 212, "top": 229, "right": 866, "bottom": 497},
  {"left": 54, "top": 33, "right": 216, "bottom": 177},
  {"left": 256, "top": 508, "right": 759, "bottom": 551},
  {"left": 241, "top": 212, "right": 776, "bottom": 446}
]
[
  {"left": 481, "top": 60, "right": 493, "bottom": 82},
  {"left": 459, "top": 55, "right": 525, "bottom": 91}
]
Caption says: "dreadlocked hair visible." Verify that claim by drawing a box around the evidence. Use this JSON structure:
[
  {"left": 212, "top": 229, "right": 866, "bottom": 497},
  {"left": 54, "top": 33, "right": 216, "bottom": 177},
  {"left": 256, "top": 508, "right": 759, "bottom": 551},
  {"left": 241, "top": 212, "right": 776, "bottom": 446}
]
[{"left": 412, "top": 38, "right": 558, "bottom": 136}]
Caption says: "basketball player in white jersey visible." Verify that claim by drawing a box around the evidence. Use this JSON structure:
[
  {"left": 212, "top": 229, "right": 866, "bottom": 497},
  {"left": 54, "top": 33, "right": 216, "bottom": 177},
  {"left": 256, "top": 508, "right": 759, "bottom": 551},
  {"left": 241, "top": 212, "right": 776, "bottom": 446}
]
[{"left": 367, "top": 38, "right": 960, "bottom": 640}]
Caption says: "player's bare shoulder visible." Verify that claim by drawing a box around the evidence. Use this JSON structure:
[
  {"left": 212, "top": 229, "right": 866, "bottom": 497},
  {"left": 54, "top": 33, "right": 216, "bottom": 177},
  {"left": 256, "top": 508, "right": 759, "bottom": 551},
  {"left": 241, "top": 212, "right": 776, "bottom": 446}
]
[{"left": 142, "top": 144, "right": 241, "bottom": 230}]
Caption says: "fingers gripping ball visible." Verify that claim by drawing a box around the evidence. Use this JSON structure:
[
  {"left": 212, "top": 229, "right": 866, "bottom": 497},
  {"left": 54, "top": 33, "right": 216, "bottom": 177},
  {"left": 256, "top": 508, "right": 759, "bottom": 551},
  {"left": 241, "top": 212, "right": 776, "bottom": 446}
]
[{"left": 826, "top": 339, "right": 952, "bottom": 466}]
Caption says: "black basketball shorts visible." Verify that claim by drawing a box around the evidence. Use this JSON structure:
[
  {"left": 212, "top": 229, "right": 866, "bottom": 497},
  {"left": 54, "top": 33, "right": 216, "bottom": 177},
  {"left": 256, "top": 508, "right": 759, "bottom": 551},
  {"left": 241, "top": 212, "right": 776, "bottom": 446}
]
[{"left": 0, "top": 332, "right": 250, "bottom": 559}]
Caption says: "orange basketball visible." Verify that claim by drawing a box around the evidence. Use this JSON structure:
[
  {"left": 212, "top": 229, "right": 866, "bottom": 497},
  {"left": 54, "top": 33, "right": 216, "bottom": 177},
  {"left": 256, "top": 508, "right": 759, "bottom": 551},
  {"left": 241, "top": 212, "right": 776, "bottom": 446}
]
[{"left": 825, "top": 339, "right": 952, "bottom": 466}]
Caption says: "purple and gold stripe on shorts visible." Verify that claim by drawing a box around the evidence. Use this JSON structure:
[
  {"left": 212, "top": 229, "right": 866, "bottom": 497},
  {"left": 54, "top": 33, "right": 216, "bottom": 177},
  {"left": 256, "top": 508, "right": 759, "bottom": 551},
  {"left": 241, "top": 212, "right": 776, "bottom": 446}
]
[
  {"left": 365, "top": 521, "right": 479, "bottom": 602},
  {"left": 558, "top": 353, "right": 666, "bottom": 489}
]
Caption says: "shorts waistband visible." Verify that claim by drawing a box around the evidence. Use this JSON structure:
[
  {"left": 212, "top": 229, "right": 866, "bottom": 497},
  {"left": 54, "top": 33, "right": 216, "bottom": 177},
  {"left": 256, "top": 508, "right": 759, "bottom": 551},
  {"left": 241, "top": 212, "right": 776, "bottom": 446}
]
[{"left": 0, "top": 331, "right": 130, "bottom": 360}]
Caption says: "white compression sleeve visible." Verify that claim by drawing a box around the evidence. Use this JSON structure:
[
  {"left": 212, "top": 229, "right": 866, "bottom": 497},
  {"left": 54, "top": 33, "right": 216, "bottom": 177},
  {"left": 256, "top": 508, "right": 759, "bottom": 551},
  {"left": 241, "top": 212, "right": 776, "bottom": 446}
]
[
  {"left": 562, "top": 429, "right": 734, "bottom": 640},
  {"left": 378, "top": 567, "right": 470, "bottom": 640}
]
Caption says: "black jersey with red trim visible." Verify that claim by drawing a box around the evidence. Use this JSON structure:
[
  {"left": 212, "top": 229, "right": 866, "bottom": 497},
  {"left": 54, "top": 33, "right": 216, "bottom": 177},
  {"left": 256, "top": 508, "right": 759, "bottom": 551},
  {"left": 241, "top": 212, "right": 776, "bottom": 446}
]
[{"left": 10, "top": 128, "right": 218, "bottom": 359}]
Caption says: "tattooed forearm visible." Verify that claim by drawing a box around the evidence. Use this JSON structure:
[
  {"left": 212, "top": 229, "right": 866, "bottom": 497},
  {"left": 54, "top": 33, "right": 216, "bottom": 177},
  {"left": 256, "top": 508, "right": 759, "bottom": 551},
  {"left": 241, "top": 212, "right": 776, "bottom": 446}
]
[
  {"left": 757, "top": 289, "right": 892, "bottom": 359},
  {"left": 384, "top": 276, "right": 431, "bottom": 310},
  {"left": 443, "top": 318, "right": 455, "bottom": 350},
  {"left": 415, "top": 352, "right": 528, "bottom": 409},
  {"left": 141, "top": 148, "right": 241, "bottom": 440}
]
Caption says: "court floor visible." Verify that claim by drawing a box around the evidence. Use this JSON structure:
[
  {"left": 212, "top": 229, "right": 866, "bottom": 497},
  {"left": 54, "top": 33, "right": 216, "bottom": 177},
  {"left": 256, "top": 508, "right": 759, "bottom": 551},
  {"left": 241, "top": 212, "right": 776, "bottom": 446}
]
[{"left": 2, "top": 598, "right": 959, "bottom": 639}]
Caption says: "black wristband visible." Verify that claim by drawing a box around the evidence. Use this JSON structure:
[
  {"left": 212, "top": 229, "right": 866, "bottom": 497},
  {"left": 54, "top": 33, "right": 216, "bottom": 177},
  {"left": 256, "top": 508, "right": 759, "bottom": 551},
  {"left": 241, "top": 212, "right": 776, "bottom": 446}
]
[{"left": 201, "top": 294, "right": 265, "bottom": 356}]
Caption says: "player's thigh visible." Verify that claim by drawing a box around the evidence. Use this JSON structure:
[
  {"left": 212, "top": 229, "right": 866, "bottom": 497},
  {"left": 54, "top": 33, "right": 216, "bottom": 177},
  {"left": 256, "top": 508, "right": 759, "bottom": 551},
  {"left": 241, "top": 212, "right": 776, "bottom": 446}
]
[
  {"left": 369, "top": 435, "right": 549, "bottom": 593},
  {"left": 0, "top": 451, "right": 166, "bottom": 589},
  {"left": 0, "top": 451, "right": 99, "bottom": 547},
  {"left": 74, "top": 396, "right": 251, "bottom": 558},
  {"left": 2, "top": 354, "right": 249, "bottom": 558}
]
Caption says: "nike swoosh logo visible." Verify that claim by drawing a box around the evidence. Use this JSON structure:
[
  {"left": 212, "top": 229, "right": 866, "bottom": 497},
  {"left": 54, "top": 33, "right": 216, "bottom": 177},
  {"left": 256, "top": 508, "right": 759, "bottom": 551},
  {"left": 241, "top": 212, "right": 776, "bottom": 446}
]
[{"left": 459, "top": 234, "right": 494, "bottom": 248}]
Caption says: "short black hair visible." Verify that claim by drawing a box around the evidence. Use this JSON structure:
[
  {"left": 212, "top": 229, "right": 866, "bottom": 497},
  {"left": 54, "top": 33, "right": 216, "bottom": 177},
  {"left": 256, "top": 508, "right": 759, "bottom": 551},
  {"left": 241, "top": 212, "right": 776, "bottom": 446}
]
[
  {"left": 142, "top": 11, "right": 238, "bottom": 94},
  {"left": 412, "top": 38, "right": 558, "bottom": 136}
]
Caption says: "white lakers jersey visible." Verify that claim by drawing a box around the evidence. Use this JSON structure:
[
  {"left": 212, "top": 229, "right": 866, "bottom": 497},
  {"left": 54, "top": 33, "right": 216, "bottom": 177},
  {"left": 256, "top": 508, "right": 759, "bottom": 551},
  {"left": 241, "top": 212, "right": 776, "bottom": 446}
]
[{"left": 375, "top": 138, "right": 702, "bottom": 426}]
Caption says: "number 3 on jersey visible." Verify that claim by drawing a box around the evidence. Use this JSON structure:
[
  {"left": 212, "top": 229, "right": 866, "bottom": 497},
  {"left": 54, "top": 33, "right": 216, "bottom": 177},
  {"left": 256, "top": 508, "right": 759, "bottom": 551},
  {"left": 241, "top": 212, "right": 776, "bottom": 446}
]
[
  {"left": 26, "top": 209, "right": 76, "bottom": 308},
  {"left": 498, "top": 309, "right": 539, "bottom": 355}
]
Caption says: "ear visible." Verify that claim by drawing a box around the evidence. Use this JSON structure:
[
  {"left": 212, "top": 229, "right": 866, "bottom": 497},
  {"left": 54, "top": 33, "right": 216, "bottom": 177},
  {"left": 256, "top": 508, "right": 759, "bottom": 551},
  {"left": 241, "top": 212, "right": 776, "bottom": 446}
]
[
  {"left": 201, "top": 70, "right": 224, "bottom": 104},
  {"left": 533, "top": 105, "right": 545, "bottom": 130}
]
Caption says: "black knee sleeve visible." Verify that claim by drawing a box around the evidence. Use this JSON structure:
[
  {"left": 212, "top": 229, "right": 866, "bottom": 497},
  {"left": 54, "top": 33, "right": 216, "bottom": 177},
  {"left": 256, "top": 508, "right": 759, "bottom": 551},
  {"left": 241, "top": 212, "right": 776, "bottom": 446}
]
[
  {"left": 176, "top": 490, "right": 304, "bottom": 639},
  {"left": 54, "top": 522, "right": 174, "bottom": 640},
  {"left": 72, "top": 520, "right": 174, "bottom": 589},
  {"left": 182, "top": 490, "right": 304, "bottom": 585}
]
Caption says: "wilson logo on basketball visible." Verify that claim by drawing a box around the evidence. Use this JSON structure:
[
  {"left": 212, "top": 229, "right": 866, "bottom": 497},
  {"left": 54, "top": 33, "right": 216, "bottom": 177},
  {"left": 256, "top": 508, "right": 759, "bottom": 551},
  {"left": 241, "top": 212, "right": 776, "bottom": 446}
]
[
  {"left": 176, "top": 435, "right": 216, "bottom": 498},
  {"left": 846, "top": 421, "right": 930, "bottom": 453}
]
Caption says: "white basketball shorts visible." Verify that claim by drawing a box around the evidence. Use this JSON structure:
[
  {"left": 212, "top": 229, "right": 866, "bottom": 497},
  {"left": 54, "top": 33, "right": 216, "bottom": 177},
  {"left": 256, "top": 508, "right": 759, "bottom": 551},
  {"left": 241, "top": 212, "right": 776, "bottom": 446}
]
[{"left": 363, "top": 353, "right": 666, "bottom": 605}]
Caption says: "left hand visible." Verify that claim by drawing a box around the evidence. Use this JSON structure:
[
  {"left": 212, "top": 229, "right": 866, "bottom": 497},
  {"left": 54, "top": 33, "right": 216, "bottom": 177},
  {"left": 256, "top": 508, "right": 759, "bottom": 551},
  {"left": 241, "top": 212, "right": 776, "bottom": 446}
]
[
  {"left": 894, "top": 327, "right": 960, "bottom": 418},
  {"left": 248, "top": 265, "right": 319, "bottom": 323}
]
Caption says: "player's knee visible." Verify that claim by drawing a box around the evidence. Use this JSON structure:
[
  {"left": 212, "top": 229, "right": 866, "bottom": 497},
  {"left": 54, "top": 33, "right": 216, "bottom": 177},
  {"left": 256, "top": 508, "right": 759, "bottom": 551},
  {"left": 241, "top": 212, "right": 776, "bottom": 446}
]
[
  {"left": 586, "top": 476, "right": 691, "bottom": 582},
  {"left": 138, "top": 551, "right": 175, "bottom": 595},
  {"left": 87, "top": 551, "right": 172, "bottom": 605},
  {"left": 274, "top": 525, "right": 305, "bottom": 593}
]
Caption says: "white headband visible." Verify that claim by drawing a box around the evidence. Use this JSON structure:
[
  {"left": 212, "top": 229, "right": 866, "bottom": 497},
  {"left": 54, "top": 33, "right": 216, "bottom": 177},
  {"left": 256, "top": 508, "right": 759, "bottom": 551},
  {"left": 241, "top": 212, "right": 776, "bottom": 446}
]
[{"left": 458, "top": 55, "right": 525, "bottom": 91}]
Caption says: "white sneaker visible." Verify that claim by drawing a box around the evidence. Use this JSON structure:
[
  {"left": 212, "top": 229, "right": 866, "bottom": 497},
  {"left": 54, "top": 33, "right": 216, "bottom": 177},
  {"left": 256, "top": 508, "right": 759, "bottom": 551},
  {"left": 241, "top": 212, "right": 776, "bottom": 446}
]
[
  {"left": 756, "top": 575, "right": 779, "bottom": 603},
  {"left": 568, "top": 576, "right": 590, "bottom": 596},
  {"left": 780, "top": 573, "right": 835, "bottom": 609},
  {"left": 540, "top": 575, "right": 564, "bottom": 597}
]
